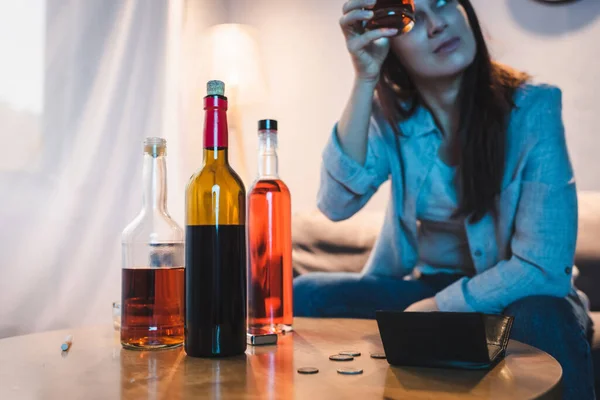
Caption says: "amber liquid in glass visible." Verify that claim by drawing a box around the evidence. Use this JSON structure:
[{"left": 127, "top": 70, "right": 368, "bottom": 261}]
[
  {"left": 121, "top": 266, "right": 185, "bottom": 349},
  {"left": 365, "top": 0, "right": 415, "bottom": 35},
  {"left": 248, "top": 179, "right": 293, "bottom": 333}
]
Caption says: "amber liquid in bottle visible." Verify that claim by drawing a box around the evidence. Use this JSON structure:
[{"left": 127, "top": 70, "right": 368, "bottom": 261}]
[
  {"left": 121, "top": 265, "right": 185, "bottom": 348},
  {"left": 248, "top": 120, "right": 293, "bottom": 333},
  {"left": 185, "top": 81, "right": 247, "bottom": 357}
]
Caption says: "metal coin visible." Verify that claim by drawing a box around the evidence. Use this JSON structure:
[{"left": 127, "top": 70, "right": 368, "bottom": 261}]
[
  {"left": 337, "top": 367, "right": 364, "bottom": 375},
  {"left": 297, "top": 367, "right": 319, "bottom": 375},
  {"left": 339, "top": 351, "right": 361, "bottom": 357},
  {"left": 329, "top": 354, "right": 354, "bottom": 361},
  {"left": 370, "top": 353, "right": 386, "bottom": 359}
]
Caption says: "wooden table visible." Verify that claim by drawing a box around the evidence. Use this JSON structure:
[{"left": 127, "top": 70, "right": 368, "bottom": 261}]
[{"left": 0, "top": 318, "right": 561, "bottom": 399}]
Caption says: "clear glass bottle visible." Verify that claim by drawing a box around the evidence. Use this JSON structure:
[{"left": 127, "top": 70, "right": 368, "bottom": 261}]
[
  {"left": 121, "top": 137, "right": 184, "bottom": 350},
  {"left": 247, "top": 119, "right": 293, "bottom": 333}
]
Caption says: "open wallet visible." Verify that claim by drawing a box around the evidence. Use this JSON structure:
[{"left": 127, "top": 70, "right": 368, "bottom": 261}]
[{"left": 375, "top": 311, "right": 515, "bottom": 370}]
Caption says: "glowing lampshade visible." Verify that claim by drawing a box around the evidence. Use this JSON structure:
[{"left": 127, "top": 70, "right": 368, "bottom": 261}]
[{"left": 204, "top": 23, "right": 267, "bottom": 106}]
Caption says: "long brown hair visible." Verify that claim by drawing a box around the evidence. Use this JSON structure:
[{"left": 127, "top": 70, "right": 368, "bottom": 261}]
[{"left": 376, "top": 0, "right": 529, "bottom": 222}]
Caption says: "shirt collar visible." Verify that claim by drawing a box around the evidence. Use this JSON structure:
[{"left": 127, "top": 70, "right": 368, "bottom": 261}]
[{"left": 397, "top": 103, "right": 438, "bottom": 138}]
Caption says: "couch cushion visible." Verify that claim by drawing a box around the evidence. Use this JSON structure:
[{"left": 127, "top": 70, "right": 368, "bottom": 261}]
[
  {"left": 575, "top": 192, "right": 600, "bottom": 262},
  {"left": 591, "top": 312, "right": 600, "bottom": 351},
  {"left": 292, "top": 210, "right": 383, "bottom": 275},
  {"left": 591, "top": 312, "right": 600, "bottom": 391},
  {"left": 574, "top": 192, "right": 600, "bottom": 311}
]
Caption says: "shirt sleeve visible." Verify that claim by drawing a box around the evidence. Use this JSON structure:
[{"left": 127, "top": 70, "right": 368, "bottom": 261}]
[
  {"left": 435, "top": 85, "right": 577, "bottom": 313},
  {"left": 317, "top": 113, "right": 391, "bottom": 221}
]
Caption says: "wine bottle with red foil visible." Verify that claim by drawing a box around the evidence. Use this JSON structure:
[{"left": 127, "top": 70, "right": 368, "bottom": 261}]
[
  {"left": 247, "top": 119, "right": 293, "bottom": 333},
  {"left": 185, "top": 80, "right": 247, "bottom": 357}
]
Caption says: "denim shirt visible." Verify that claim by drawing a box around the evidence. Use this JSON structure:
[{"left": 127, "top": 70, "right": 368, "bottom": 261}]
[{"left": 317, "top": 83, "right": 578, "bottom": 314}]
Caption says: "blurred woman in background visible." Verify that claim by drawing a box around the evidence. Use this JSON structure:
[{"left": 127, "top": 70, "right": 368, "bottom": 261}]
[{"left": 294, "top": 0, "right": 595, "bottom": 397}]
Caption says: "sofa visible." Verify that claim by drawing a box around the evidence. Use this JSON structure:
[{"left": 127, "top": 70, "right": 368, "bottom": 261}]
[{"left": 292, "top": 191, "right": 600, "bottom": 391}]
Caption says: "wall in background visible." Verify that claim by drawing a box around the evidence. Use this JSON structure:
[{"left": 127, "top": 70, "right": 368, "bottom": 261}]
[
  {"left": 226, "top": 0, "right": 600, "bottom": 214},
  {"left": 474, "top": 0, "right": 600, "bottom": 195}
]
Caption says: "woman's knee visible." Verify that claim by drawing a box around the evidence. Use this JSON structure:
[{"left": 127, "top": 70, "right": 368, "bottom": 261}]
[
  {"left": 503, "top": 296, "right": 586, "bottom": 343},
  {"left": 293, "top": 274, "right": 319, "bottom": 317},
  {"left": 504, "top": 296, "right": 570, "bottom": 320},
  {"left": 504, "top": 297, "right": 595, "bottom": 398},
  {"left": 293, "top": 272, "right": 357, "bottom": 317}
]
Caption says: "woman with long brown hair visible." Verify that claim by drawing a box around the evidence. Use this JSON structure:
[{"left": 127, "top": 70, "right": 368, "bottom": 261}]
[{"left": 294, "top": 0, "right": 595, "bottom": 397}]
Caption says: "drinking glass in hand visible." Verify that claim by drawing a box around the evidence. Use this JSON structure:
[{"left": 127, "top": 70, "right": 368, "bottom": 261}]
[{"left": 365, "top": 0, "right": 415, "bottom": 36}]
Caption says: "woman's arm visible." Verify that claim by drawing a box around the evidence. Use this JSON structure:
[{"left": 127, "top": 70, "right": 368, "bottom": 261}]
[
  {"left": 338, "top": 79, "right": 379, "bottom": 165},
  {"left": 318, "top": 93, "right": 391, "bottom": 221},
  {"left": 435, "top": 86, "right": 577, "bottom": 313},
  {"left": 318, "top": 0, "right": 399, "bottom": 221}
]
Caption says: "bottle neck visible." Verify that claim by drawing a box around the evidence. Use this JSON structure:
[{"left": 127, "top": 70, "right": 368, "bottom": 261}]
[
  {"left": 257, "top": 131, "right": 279, "bottom": 178},
  {"left": 203, "top": 148, "right": 229, "bottom": 166},
  {"left": 142, "top": 153, "right": 167, "bottom": 212},
  {"left": 203, "top": 95, "right": 229, "bottom": 148}
]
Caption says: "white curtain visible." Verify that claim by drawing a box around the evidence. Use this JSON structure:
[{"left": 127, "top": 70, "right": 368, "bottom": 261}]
[{"left": 0, "top": 0, "right": 222, "bottom": 338}]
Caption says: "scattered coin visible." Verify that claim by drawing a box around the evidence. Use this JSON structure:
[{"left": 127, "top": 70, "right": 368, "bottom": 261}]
[
  {"left": 337, "top": 367, "right": 364, "bottom": 375},
  {"left": 329, "top": 354, "right": 354, "bottom": 361},
  {"left": 370, "top": 353, "right": 386, "bottom": 359},
  {"left": 339, "top": 351, "right": 361, "bottom": 357},
  {"left": 297, "top": 367, "right": 319, "bottom": 375}
]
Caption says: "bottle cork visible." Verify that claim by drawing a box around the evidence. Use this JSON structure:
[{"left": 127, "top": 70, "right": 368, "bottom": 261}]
[{"left": 207, "top": 80, "right": 225, "bottom": 96}]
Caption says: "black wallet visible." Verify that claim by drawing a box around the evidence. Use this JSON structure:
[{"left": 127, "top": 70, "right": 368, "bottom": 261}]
[{"left": 375, "top": 311, "right": 514, "bottom": 370}]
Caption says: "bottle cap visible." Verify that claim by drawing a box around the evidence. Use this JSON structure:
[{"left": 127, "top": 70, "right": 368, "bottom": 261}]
[
  {"left": 144, "top": 137, "right": 166, "bottom": 157},
  {"left": 207, "top": 80, "right": 225, "bottom": 96},
  {"left": 259, "top": 119, "right": 278, "bottom": 132}
]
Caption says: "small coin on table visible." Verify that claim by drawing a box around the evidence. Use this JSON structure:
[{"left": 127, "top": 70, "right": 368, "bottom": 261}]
[
  {"left": 370, "top": 353, "right": 386, "bottom": 359},
  {"left": 329, "top": 354, "right": 354, "bottom": 361},
  {"left": 337, "top": 367, "right": 364, "bottom": 375},
  {"left": 339, "top": 350, "right": 361, "bottom": 357},
  {"left": 297, "top": 367, "right": 319, "bottom": 375}
]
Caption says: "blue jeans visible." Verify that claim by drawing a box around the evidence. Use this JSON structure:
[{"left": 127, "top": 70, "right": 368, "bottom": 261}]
[{"left": 294, "top": 272, "right": 596, "bottom": 400}]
